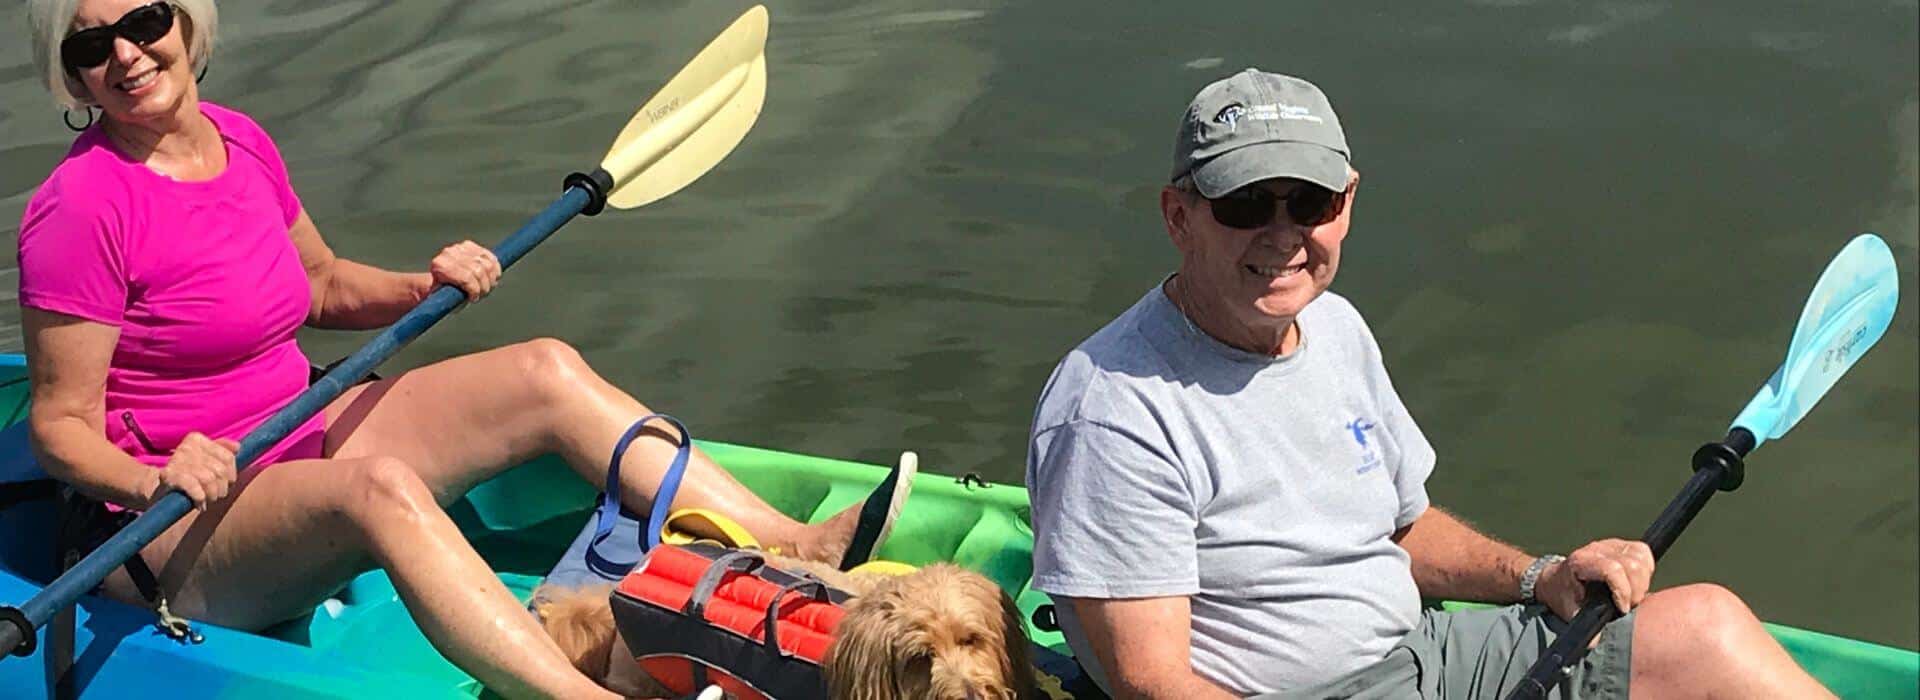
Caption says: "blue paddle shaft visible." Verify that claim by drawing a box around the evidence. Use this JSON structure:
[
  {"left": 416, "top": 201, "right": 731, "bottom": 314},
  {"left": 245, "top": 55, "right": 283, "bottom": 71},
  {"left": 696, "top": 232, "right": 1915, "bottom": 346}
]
[{"left": 0, "top": 185, "right": 596, "bottom": 657}]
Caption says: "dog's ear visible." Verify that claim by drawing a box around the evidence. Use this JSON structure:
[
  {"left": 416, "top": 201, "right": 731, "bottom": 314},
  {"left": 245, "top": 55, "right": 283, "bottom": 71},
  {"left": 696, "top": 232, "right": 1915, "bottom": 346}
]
[
  {"left": 991, "top": 582, "right": 1044, "bottom": 700},
  {"left": 531, "top": 584, "right": 619, "bottom": 681},
  {"left": 826, "top": 595, "right": 906, "bottom": 700}
]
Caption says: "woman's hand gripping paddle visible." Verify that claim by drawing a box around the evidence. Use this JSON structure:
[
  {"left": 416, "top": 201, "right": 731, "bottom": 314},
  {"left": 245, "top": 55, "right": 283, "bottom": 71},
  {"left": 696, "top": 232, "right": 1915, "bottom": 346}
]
[
  {"left": 0, "top": 5, "right": 772, "bottom": 659},
  {"left": 1506, "top": 233, "right": 1900, "bottom": 700}
]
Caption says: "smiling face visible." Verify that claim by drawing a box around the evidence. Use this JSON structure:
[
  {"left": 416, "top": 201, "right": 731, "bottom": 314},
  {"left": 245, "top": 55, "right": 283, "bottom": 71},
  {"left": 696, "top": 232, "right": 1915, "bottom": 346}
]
[
  {"left": 1162, "top": 173, "right": 1356, "bottom": 353},
  {"left": 66, "top": 0, "right": 197, "bottom": 126}
]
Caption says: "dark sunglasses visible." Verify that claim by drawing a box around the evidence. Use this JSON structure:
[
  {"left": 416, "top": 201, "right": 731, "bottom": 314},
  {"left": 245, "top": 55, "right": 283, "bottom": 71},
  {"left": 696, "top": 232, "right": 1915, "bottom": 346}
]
[
  {"left": 1202, "top": 182, "right": 1349, "bottom": 230},
  {"left": 60, "top": 2, "right": 175, "bottom": 72}
]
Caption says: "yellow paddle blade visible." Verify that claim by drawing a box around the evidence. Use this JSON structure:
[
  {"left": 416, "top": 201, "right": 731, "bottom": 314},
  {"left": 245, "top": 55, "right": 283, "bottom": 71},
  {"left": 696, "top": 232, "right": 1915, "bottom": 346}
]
[{"left": 601, "top": 5, "right": 769, "bottom": 209}]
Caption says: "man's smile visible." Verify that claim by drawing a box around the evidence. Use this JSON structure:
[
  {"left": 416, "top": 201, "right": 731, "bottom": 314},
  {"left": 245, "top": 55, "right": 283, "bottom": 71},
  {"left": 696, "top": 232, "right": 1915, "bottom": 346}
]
[{"left": 1245, "top": 262, "right": 1308, "bottom": 280}]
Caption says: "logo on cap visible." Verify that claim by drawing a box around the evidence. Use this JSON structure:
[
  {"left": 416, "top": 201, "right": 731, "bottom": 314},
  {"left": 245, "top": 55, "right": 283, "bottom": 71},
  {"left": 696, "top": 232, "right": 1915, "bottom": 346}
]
[
  {"left": 1214, "top": 103, "right": 1247, "bottom": 128},
  {"left": 1213, "top": 102, "right": 1324, "bottom": 129}
]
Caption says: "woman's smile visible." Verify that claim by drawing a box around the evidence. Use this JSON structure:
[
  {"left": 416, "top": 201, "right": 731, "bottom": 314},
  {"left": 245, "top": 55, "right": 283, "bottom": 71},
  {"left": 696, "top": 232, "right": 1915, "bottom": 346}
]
[{"left": 116, "top": 65, "right": 161, "bottom": 93}]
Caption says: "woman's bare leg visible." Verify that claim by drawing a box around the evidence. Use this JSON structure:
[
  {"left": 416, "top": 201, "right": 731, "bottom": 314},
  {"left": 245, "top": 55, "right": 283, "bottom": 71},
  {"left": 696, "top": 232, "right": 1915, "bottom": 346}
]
[
  {"left": 322, "top": 338, "right": 857, "bottom": 560},
  {"left": 101, "top": 455, "right": 618, "bottom": 700}
]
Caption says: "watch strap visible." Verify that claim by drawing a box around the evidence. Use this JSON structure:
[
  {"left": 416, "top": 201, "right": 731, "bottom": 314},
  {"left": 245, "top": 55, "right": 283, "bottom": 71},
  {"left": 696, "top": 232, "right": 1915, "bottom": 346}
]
[{"left": 1520, "top": 554, "right": 1566, "bottom": 604}]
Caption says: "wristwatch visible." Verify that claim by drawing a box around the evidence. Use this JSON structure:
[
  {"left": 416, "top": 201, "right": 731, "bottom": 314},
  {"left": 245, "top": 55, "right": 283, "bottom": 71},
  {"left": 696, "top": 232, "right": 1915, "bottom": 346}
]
[{"left": 1519, "top": 554, "right": 1565, "bottom": 604}]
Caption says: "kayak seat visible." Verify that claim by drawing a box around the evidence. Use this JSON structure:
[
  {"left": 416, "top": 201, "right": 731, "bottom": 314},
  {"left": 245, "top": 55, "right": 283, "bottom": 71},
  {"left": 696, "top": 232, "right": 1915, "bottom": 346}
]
[
  {"left": 0, "top": 420, "right": 50, "bottom": 486},
  {"left": 0, "top": 489, "right": 59, "bottom": 585}
]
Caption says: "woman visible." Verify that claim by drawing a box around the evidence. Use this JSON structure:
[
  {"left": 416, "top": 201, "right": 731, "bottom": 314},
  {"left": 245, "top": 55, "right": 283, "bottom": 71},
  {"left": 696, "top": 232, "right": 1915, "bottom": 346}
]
[{"left": 18, "top": 1, "right": 903, "bottom": 697}]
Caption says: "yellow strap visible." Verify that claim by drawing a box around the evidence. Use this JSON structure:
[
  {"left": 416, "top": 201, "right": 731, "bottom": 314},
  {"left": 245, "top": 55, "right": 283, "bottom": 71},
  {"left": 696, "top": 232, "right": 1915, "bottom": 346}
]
[
  {"left": 846, "top": 559, "right": 918, "bottom": 577},
  {"left": 661, "top": 510, "right": 920, "bottom": 575},
  {"left": 660, "top": 508, "right": 768, "bottom": 552}
]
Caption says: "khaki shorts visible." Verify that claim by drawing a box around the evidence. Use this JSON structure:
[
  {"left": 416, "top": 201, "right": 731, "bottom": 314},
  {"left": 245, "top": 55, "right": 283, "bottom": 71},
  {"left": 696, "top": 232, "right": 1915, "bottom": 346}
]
[{"left": 1253, "top": 605, "right": 1634, "bottom": 700}]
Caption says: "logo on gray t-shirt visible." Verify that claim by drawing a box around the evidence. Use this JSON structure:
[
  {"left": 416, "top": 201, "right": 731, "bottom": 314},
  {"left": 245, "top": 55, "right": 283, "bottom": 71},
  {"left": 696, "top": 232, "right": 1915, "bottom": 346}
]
[{"left": 1347, "top": 417, "right": 1382, "bottom": 474}]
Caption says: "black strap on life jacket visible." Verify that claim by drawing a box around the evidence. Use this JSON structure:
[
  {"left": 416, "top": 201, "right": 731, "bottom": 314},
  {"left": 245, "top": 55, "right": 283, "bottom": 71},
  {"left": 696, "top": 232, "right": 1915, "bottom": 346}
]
[{"left": 53, "top": 490, "right": 202, "bottom": 646}]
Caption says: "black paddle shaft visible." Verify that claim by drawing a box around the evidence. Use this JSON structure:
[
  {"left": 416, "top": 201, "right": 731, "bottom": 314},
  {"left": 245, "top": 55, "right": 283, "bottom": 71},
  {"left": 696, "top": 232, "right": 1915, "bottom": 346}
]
[{"left": 1505, "top": 428, "right": 1755, "bottom": 700}]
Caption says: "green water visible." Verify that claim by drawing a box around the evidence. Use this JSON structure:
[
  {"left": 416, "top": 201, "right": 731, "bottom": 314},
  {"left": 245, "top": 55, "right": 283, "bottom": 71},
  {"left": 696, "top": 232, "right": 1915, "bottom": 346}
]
[{"left": 1, "top": 1, "right": 1914, "bottom": 649}]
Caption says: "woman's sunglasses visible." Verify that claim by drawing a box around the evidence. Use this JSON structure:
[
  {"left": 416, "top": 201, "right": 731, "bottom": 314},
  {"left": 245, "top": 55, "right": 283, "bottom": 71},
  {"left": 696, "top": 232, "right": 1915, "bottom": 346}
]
[
  {"left": 1202, "top": 182, "right": 1350, "bottom": 230},
  {"left": 60, "top": 2, "right": 175, "bottom": 72}
]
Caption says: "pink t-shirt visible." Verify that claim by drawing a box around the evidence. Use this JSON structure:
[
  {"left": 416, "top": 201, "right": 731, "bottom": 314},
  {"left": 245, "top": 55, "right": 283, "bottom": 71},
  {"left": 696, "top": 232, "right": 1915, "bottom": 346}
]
[{"left": 17, "top": 102, "right": 326, "bottom": 472}]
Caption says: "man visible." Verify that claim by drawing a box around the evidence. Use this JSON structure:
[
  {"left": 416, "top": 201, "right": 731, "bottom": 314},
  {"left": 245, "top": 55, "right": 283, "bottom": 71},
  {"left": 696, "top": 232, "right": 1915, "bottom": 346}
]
[{"left": 1024, "top": 68, "right": 1832, "bottom": 699}]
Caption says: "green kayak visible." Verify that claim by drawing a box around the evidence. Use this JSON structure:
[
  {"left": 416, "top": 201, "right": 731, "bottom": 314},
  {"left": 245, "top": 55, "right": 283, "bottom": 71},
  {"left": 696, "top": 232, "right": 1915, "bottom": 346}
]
[{"left": 0, "top": 353, "right": 1913, "bottom": 697}]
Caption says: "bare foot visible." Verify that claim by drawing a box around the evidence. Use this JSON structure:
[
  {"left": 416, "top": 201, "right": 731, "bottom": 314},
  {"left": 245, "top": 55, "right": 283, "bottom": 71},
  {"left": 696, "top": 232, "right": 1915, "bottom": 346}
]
[
  {"left": 787, "top": 504, "right": 859, "bottom": 565},
  {"left": 784, "top": 451, "right": 917, "bottom": 568}
]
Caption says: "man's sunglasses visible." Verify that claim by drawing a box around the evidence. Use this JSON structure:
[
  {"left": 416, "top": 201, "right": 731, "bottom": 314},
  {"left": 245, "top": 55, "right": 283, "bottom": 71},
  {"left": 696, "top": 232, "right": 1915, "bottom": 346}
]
[
  {"left": 60, "top": 2, "right": 175, "bottom": 72},
  {"left": 1201, "top": 182, "right": 1350, "bottom": 230}
]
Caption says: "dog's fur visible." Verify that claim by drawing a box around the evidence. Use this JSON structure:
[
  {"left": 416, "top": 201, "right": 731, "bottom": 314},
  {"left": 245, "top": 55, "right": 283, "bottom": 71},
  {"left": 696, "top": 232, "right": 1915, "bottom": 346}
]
[
  {"left": 534, "top": 582, "right": 635, "bottom": 693},
  {"left": 823, "top": 564, "right": 1039, "bottom": 700},
  {"left": 533, "top": 559, "right": 1040, "bottom": 699}
]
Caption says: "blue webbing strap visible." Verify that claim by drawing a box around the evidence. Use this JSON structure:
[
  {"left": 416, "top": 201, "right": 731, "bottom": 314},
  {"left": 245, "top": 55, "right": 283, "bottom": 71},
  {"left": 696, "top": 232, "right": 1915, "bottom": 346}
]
[{"left": 584, "top": 413, "right": 691, "bottom": 581}]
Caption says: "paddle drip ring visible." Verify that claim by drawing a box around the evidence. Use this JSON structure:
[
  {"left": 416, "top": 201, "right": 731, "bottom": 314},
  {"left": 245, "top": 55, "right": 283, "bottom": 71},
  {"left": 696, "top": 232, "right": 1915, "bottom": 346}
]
[
  {"left": 0, "top": 606, "right": 35, "bottom": 656},
  {"left": 564, "top": 169, "right": 615, "bottom": 216},
  {"left": 1690, "top": 440, "right": 1746, "bottom": 491}
]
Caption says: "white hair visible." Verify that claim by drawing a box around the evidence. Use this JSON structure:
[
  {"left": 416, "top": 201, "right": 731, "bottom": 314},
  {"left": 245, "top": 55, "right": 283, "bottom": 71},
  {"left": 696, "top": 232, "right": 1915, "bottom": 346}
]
[{"left": 27, "top": 0, "right": 218, "bottom": 109}]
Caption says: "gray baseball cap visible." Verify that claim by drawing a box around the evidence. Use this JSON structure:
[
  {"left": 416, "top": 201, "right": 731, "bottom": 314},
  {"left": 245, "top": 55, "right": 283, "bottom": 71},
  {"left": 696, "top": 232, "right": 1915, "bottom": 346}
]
[{"left": 1171, "top": 68, "right": 1350, "bottom": 198}]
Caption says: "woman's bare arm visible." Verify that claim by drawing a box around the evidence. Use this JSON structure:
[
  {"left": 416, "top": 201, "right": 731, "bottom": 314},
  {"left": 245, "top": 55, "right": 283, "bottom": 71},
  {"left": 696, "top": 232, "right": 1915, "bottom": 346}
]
[
  {"left": 23, "top": 308, "right": 160, "bottom": 508},
  {"left": 288, "top": 208, "right": 433, "bottom": 330}
]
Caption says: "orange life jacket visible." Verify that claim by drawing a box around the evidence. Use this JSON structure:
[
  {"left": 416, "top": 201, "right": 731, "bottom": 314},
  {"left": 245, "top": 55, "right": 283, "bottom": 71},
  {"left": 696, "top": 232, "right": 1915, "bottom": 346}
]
[{"left": 610, "top": 542, "right": 854, "bottom": 700}]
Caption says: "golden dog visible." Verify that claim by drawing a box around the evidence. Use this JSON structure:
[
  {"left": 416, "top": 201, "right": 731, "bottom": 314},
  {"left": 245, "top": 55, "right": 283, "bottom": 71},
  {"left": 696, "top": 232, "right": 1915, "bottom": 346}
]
[{"left": 533, "top": 560, "right": 1041, "bottom": 700}]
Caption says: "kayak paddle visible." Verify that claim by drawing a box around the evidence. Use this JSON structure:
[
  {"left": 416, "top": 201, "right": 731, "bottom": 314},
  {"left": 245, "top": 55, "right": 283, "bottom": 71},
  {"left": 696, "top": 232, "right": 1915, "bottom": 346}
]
[
  {"left": 1507, "top": 233, "right": 1901, "bottom": 699},
  {"left": 0, "top": 4, "right": 771, "bottom": 659}
]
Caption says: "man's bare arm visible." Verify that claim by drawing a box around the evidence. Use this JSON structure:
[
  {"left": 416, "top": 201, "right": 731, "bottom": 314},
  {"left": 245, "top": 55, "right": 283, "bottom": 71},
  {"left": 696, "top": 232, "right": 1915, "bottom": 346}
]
[
  {"left": 1063, "top": 595, "right": 1240, "bottom": 700},
  {"left": 1393, "top": 506, "right": 1656, "bottom": 618},
  {"left": 1391, "top": 506, "right": 1533, "bottom": 602}
]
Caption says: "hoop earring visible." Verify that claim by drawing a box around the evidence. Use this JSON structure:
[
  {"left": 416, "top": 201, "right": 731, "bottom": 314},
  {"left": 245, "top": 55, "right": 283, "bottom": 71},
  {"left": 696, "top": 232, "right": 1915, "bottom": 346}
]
[
  {"left": 62, "top": 106, "right": 97, "bottom": 132},
  {"left": 196, "top": 62, "right": 209, "bottom": 83}
]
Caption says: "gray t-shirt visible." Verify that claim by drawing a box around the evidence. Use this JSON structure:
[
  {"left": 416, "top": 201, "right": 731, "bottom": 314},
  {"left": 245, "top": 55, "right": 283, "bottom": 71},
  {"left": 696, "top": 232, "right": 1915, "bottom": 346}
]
[{"left": 1025, "top": 283, "right": 1436, "bottom": 696}]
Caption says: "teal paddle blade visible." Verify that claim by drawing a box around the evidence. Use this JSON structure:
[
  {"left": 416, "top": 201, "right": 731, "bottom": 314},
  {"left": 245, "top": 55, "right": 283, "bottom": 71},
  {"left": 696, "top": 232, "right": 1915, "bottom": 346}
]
[{"left": 1730, "top": 233, "right": 1901, "bottom": 448}]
